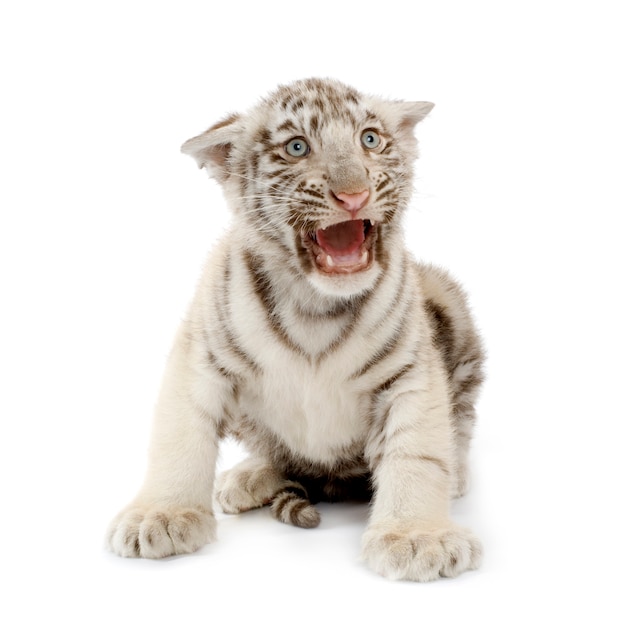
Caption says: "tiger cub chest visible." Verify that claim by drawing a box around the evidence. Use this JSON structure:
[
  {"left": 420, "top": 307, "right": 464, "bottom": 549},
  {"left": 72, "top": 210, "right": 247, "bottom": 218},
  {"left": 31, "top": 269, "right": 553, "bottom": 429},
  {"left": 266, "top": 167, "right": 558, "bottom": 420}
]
[{"left": 238, "top": 357, "right": 369, "bottom": 464}]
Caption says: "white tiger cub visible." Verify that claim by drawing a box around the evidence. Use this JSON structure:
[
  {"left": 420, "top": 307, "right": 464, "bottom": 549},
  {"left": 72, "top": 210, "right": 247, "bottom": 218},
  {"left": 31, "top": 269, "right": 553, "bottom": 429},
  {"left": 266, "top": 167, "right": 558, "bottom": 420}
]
[{"left": 106, "top": 78, "right": 485, "bottom": 581}]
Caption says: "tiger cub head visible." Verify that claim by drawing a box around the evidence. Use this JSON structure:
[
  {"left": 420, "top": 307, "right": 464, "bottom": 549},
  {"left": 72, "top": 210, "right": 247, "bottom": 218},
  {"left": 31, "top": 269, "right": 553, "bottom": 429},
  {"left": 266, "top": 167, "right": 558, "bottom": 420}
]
[{"left": 182, "top": 78, "right": 433, "bottom": 297}]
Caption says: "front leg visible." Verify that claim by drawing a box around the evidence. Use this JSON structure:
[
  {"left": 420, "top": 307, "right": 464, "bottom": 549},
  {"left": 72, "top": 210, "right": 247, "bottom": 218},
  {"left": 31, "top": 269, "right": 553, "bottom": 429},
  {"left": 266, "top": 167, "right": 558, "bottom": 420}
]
[
  {"left": 362, "top": 375, "right": 482, "bottom": 581},
  {"left": 107, "top": 325, "right": 232, "bottom": 558}
]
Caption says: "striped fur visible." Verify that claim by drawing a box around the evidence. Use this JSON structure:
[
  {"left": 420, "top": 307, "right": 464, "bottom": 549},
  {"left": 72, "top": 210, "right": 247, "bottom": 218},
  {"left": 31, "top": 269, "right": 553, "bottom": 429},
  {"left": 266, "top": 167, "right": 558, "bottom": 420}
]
[{"left": 106, "top": 79, "right": 485, "bottom": 581}]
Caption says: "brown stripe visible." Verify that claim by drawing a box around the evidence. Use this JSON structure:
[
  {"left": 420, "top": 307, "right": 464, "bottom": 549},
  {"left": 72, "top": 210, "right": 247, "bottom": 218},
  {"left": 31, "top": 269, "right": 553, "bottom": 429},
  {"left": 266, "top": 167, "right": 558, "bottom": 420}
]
[
  {"left": 248, "top": 151, "right": 260, "bottom": 181},
  {"left": 350, "top": 323, "right": 406, "bottom": 381},
  {"left": 417, "top": 455, "right": 450, "bottom": 475},
  {"left": 295, "top": 231, "right": 315, "bottom": 275},
  {"left": 276, "top": 119, "right": 297, "bottom": 133},
  {"left": 381, "top": 139, "right": 395, "bottom": 155},
  {"left": 288, "top": 500, "right": 319, "bottom": 527},
  {"left": 282, "top": 484, "right": 309, "bottom": 499},
  {"left": 369, "top": 451, "right": 383, "bottom": 470},
  {"left": 213, "top": 252, "right": 260, "bottom": 374},
  {"left": 206, "top": 350, "right": 239, "bottom": 382},
  {"left": 302, "top": 187, "right": 325, "bottom": 199},
  {"left": 376, "top": 186, "right": 396, "bottom": 202},
  {"left": 383, "top": 207, "right": 397, "bottom": 223},
  {"left": 243, "top": 249, "right": 306, "bottom": 357},
  {"left": 455, "top": 371, "right": 484, "bottom": 397},
  {"left": 364, "top": 109, "right": 377, "bottom": 121},
  {"left": 268, "top": 152, "right": 288, "bottom": 164},
  {"left": 271, "top": 493, "right": 289, "bottom": 519},
  {"left": 424, "top": 299, "right": 456, "bottom": 373},
  {"left": 272, "top": 169, "right": 296, "bottom": 184},
  {"left": 316, "top": 272, "right": 385, "bottom": 362},
  {"left": 308, "top": 114, "right": 319, "bottom": 134},
  {"left": 296, "top": 197, "right": 327, "bottom": 211},
  {"left": 260, "top": 230, "right": 292, "bottom": 257},
  {"left": 345, "top": 91, "right": 359, "bottom": 106},
  {"left": 289, "top": 97, "right": 305, "bottom": 112},
  {"left": 255, "top": 127, "right": 273, "bottom": 147},
  {"left": 288, "top": 208, "right": 315, "bottom": 234},
  {"left": 372, "top": 362, "right": 415, "bottom": 396},
  {"left": 384, "top": 452, "right": 451, "bottom": 476},
  {"left": 365, "top": 252, "right": 408, "bottom": 331},
  {"left": 267, "top": 168, "right": 290, "bottom": 180},
  {"left": 293, "top": 298, "right": 353, "bottom": 321},
  {"left": 272, "top": 491, "right": 300, "bottom": 519},
  {"left": 376, "top": 176, "right": 391, "bottom": 193}
]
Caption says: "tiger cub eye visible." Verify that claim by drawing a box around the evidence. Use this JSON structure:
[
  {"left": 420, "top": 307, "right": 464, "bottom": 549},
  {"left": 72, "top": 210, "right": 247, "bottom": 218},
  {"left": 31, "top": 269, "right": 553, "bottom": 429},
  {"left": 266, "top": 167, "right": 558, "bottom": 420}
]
[
  {"left": 361, "top": 130, "right": 381, "bottom": 150},
  {"left": 285, "top": 137, "right": 310, "bottom": 157}
]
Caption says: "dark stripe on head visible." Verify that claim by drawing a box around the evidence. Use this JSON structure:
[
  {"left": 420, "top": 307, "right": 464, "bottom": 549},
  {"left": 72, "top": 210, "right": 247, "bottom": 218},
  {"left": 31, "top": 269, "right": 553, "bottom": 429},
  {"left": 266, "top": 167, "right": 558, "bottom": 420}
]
[
  {"left": 276, "top": 119, "right": 297, "bottom": 133},
  {"left": 376, "top": 186, "right": 396, "bottom": 203},
  {"left": 255, "top": 127, "right": 272, "bottom": 146},
  {"left": 375, "top": 177, "right": 391, "bottom": 193}
]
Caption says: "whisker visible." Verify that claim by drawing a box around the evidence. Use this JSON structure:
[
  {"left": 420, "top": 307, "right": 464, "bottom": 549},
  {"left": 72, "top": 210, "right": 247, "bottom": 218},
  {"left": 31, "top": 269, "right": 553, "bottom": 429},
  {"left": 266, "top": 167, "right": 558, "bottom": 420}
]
[{"left": 229, "top": 170, "right": 281, "bottom": 190}]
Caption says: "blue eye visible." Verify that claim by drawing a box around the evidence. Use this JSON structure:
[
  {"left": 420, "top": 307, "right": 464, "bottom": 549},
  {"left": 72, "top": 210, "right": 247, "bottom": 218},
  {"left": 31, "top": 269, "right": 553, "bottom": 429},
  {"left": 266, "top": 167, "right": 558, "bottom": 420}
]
[
  {"left": 361, "top": 130, "right": 381, "bottom": 149},
  {"left": 285, "top": 137, "right": 310, "bottom": 157}
]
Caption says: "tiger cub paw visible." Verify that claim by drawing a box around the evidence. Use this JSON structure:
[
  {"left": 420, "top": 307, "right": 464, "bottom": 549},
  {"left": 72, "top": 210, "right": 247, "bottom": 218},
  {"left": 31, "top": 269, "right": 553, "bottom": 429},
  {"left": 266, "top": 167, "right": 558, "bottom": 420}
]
[
  {"left": 215, "top": 462, "right": 284, "bottom": 514},
  {"left": 361, "top": 521, "right": 482, "bottom": 581},
  {"left": 106, "top": 504, "right": 216, "bottom": 558}
]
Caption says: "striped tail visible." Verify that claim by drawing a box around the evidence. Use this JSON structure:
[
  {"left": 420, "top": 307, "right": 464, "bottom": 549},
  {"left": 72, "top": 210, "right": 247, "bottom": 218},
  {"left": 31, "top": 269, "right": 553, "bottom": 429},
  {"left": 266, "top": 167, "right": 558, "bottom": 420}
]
[{"left": 270, "top": 482, "right": 321, "bottom": 529}]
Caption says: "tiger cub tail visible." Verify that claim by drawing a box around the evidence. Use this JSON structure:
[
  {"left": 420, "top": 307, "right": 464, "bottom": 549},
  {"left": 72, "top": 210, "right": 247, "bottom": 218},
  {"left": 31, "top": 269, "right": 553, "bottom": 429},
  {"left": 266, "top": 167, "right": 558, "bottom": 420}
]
[{"left": 270, "top": 482, "right": 321, "bottom": 529}]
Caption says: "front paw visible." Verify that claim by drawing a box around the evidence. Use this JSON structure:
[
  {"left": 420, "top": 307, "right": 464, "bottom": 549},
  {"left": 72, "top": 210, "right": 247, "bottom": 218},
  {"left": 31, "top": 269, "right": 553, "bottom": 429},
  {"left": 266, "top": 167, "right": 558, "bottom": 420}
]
[
  {"left": 361, "top": 521, "right": 482, "bottom": 581},
  {"left": 106, "top": 505, "right": 216, "bottom": 558}
]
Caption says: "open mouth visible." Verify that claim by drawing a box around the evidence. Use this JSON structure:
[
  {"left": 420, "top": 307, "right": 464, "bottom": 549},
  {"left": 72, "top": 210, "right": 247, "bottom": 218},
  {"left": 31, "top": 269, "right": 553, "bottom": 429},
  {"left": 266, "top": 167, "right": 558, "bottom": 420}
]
[{"left": 303, "top": 219, "right": 378, "bottom": 274}]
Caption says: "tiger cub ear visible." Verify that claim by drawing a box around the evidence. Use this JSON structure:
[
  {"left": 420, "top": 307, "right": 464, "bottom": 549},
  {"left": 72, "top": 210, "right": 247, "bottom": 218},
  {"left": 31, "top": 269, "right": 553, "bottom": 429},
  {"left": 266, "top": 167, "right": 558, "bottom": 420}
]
[
  {"left": 396, "top": 101, "right": 435, "bottom": 131},
  {"left": 181, "top": 113, "right": 242, "bottom": 182}
]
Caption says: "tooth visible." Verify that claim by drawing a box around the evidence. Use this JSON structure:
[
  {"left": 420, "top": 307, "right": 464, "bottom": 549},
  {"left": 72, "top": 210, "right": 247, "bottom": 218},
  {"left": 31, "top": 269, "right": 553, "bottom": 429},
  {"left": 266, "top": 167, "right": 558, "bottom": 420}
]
[
  {"left": 360, "top": 251, "right": 368, "bottom": 264},
  {"left": 370, "top": 220, "right": 376, "bottom": 226},
  {"left": 326, "top": 254, "right": 335, "bottom": 267}
]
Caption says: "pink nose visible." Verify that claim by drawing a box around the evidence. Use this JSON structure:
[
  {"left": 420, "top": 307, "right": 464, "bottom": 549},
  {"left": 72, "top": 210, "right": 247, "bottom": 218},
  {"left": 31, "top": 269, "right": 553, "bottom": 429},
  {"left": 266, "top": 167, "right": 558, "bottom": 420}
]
[{"left": 334, "top": 190, "right": 370, "bottom": 215}]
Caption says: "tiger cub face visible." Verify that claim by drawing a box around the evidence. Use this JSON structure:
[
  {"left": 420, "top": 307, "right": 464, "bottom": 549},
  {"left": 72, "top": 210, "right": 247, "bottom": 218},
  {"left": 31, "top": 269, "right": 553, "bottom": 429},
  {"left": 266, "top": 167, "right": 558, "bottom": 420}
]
[{"left": 182, "top": 78, "right": 433, "bottom": 296}]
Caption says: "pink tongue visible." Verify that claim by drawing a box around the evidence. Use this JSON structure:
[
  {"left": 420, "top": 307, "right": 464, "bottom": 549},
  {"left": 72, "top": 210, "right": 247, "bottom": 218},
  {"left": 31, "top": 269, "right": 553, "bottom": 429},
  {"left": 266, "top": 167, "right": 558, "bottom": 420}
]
[{"left": 316, "top": 220, "right": 365, "bottom": 255}]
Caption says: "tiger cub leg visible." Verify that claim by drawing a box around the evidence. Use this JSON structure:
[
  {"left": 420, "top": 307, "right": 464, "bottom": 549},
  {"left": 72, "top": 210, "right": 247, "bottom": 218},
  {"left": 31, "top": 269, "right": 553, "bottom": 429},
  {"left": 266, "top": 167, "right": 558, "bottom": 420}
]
[
  {"left": 215, "top": 456, "right": 320, "bottom": 528},
  {"left": 106, "top": 325, "right": 222, "bottom": 559},
  {"left": 362, "top": 372, "right": 482, "bottom": 581}
]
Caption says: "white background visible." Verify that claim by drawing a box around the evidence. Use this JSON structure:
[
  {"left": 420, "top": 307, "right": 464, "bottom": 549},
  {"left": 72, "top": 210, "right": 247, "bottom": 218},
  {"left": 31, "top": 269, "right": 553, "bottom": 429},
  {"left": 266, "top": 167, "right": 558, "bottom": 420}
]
[{"left": 1, "top": 1, "right": 624, "bottom": 624}]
